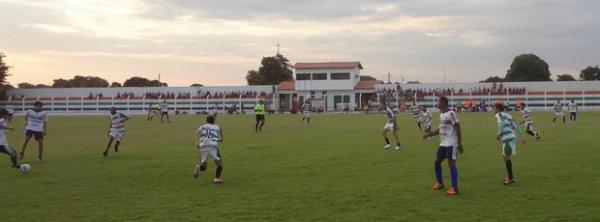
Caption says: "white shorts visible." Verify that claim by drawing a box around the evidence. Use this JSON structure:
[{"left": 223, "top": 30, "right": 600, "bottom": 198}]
[
  {"left": 303, "top": 112, "right": 311, "bottom": 118},
  {"left": 554, "top": 112, "right": 564, "bottom": 117},
  {"left": 502, "top": 140, "right": 517, "bottom": 157},
  {"left": 200, "top": 147, "right": 221, "bottom": 162},
  {"left": 109, "top": 130, "right": 125, "bottom": 142},
  {"left": 413, "top": 117, "right": 422, "bottom": 123},
  {"left": 425, "top": 122, "right": 432, "bottom": 130},
  {"left": 383, "top": 122, "right": 398, "bottom": 132}
]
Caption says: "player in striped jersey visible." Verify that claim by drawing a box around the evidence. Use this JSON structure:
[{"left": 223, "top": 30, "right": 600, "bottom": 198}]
[
  {"left": 0, "top": 109, "right": 20, "bottom": 169},
  {"left": 422, "top": 106, "right": 433, "bottom": 134},
  {"left": 423, "top": 96, "right": 463, "bottom": 195},
  {"left": 568, "top": 99, "right": 578, "bottom": 124},
  {"left": 410, "top": 101, "right": 423, "bottom": 130},
  {"left": 495, "top": 103, "right": 525, "bottom": 185},
  {"left": 381, "top": 101, "right": 401, "bottom": 151},
  {"left": 552, "top": 100, "right": 565, "bottom": 126},
  {"left": 103, "top": 107, "right": 129, "bottom": 157},
  {"left": 300, "top": 99, "right": 311, "bottom": 124},
  {"left": 193, "top": 115, "right": 224, "bottom": 183},
  {"left": 519, "top": 103, "right": 540, "bottom": 140}
]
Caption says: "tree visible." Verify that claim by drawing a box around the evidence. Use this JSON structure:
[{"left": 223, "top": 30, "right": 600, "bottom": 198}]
[
  {"left": 246, "top": 53, "right": 293, "bottom": 85},
  {"left": 52, "top": 75, "right": 109, "bottom": 88},
  {"left": 0, "top": 52, "right": 10, "bottom": 84},
  {"left": 556, "top": 74, "right": 576, "bottom": 81},
  {"left": 35, "top": 84, "right": 51, "bottom": 88},
  {"left": 123, "top": 76, "right": 166, "bottom": 87},
  {"left": 480, "top": 76, "right": 504, "bottom": 82},
  {"left": 505, "top": 54, "right": 552, "bottom": 81},
  {"left": 18, "top": 82, "right": 36, "bottom": 88},
  {"left": 579, "top": 66, "right": 600, "bottom": 81},
  {"left": 360, "top": 75, "right": 377, "bottom": 81},
  {"left": 111, "top": 82, "right": 122, "bottom": 87},
  {"left": 191, "top": 83, "right": 203, "bottom": 87},
  {"left": 245, "top": 70, "right": 262, "bottom": 85}
]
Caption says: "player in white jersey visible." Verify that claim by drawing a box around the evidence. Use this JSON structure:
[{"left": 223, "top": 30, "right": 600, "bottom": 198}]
[
  {"left": 552, "top": 100, "right": 565, "bottom": 126},
  {"left": 4, "top": 104, "right": 15, "bottom": 123},
  {"left": 193, "top": 115, "right": 225, "bottom": 183},
  {"left": 423, "top": 96, "right": 463, "bottom": 196},
  {"left": 422, "top": 106, "right": 433, "bottom": 134},
  {"left": 160, "top": 100, "right": 170, "bottom": 124},
  {"left": 19, "top": 101, "right": 48, "bottom": 161},
  {"left": 519, "top": 103, "right": 541, "bottom": 140},
  {"left": 568, "top": 99, "right": 578, "bottom": 124},
  {"left": 410, "top": 102, "right": 423, "bottom": 131},
  {"left": 300, "top": 100, "right": 311, "bottom": 124},
  {"left": 0, "top": 109, "right": 20, "bottom": 169},
  {"left": 103, "top": 107, "right": 130, "bottom": 157},
  {"left": 147, "top": 104, "right": 155, "bottom": 122},
  {"left": 494, "top": 103, "right": 525, "bottom": 185},
  {"left": 381, "top": 101, "right": 402, "bottom": 151}
]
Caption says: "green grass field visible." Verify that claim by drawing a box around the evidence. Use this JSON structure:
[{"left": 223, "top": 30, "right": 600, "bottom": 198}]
[{"left": 1, "top": 112, "right": 599, "bottom": 221}]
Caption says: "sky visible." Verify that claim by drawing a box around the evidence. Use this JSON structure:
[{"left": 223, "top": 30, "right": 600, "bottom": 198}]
[{"left": 1, "top": 0, "right": 599, "bottom": 86}]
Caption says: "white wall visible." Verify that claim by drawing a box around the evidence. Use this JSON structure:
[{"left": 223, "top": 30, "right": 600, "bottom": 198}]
[
  {"left": 7, "top": 85, "right": 275, "bottom": 98},
  {"left": 294, "top": 68, "right": 360, "bottom": 91},
  {"left": 376, "top": 81, "right": 600, "bottom": 92}
]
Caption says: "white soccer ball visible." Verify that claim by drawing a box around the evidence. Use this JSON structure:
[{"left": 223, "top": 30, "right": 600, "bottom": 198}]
[{"left": 19, "top": 164, "right": 31, "bottom": 173}]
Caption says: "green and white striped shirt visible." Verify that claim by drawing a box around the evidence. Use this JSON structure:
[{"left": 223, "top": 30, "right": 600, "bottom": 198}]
[{"left": 496, "top": 112, "right": 521, "bottom": 142}]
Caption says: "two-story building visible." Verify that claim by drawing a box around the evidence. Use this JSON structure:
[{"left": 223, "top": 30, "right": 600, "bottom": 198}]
[{"left": 278, "top": 61, "right": 381, "bottom": 112}]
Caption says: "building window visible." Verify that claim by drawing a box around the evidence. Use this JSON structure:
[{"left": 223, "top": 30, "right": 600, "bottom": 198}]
[
  {"left": 331, "top": 73, "right": 351, "bottom": 80},
  {"left": 296, "top": 73, "right": 311, "bottom": 80},
  {"left": 312, "top": 73, "right": 327, "bottom": 80}
]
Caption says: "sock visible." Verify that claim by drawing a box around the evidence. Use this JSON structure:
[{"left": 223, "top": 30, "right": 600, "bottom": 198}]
[
  {"left": 435, "top": 162, "right": 443, "bottom": 184},
  {"left": 384, "top": 138, "right": 390, "bottom": 144},
  {"left": 527, "top": 130, "right": 534, "bottom": 136},
  {"left": 216, "top": 165, "right": 223, "bottom": 178},
  {"left": 396, "top": 143, "right": 401, "bottom": 147},
  {"left": 505, "top": 160, "right": 514, "bottom": 179},
  {"left": 38, "top": 150, "right": 43, "bottom": 160},
  {"left": 450, "top": 166, "right": 459, "bottom": 191},
  {"left": 200, "top": 164, "right": 207, "bottom": 171},
  {"left": 10, "top": 152, "right": 18, "bottom": 166},
  {"left": 307, "top": 118, "right": 310, "bottom": 123},
  {"left": 562, "top": 117, "right": 566, "bottom": 124}
]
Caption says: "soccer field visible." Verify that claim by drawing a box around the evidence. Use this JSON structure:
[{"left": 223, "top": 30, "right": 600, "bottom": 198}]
[{"left": 1, "top": 112, "right": 599, "bottom": 221}]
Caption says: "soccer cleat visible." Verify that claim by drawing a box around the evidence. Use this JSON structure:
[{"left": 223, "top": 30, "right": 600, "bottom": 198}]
[
  {"left": 444, "top": 187, "right": 459, "bottom": 196},
  {"left": 503, "top": 176, "right": 515, "bottom": 185},
  {"left": 102, "top": 151, "right": 108, "bottom": 157},
  {"left": 213, "top": 177, "right": 223, "bottom": 184},
  {"left": 384, "top": 144, "right": 392, "bottom": 150},
  {"left": 192, "top": 165, "right": 201, "bottom": 178},
  {"left": 395, "top": 145, "right": 402, "bottom": 151},
  {"left": 432, "top": 182, "right": 444, "bottom": 190}
]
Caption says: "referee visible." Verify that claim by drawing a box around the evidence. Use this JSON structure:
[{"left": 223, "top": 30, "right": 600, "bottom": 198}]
[{"left": 254, "top": 100, "right": 266, "bottom": 132}]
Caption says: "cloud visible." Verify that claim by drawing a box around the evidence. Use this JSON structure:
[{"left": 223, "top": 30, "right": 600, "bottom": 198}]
[{"left": 1, "top": 0, "right": 599, "bottom": 86}]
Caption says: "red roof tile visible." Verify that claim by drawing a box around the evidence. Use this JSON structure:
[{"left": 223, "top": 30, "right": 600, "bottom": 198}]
[
  {"left": 278, "top": 80, "right": 295, "bottom": 90},
  {"left": 355, "top": 80, "right": 383, "bottom": 90},
  {"left": 293, "top": 62, "right": 363, "bottom": 70}
]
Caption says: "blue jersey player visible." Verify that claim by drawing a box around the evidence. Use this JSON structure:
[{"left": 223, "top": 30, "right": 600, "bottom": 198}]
[{"left": 423, "top": 96, "right": 463, "bottom": 196}]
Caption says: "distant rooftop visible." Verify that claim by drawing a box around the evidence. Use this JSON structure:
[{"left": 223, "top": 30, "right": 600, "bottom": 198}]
[{"left": 293, "top": 62, "right": 363, "bottom": 70}]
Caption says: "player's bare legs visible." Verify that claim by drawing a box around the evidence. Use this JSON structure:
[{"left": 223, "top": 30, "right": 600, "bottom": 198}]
[
  {"left": 103, "top": 137, "right": 114, "bottom": 157},
  {"left": 214, "top": 159, "right": 223, "bottom": 183},
  {"left": 503, "top": 155, "right": 514, "bottom": 185},
  {"left": 36, "top": 139, "right": 44, "bottom": 161},
  {"left": 19, "top": 135, "right": 32, "bottom": 160}
]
